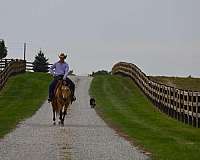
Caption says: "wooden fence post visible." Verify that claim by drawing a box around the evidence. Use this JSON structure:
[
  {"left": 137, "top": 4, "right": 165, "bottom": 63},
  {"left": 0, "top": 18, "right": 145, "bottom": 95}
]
[
  {"left": 196, "top": 93, "right": 199, "bottom": 128},
  {"left": 172, "top": 87, "right": 175, "bottom": 118},
  {"left": 183, "top": 90, "right": 187, "bottom": 123},
  {"left": 191, "top": 91, "right": 194, "bottom": 126},
  {"left": 186, "top": 90, "right": 189, "bottom": 125}
]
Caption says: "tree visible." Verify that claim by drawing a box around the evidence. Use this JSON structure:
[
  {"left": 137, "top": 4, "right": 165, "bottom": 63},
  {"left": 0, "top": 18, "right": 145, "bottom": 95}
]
[
  {"left": 0, "top": 39, "right": 8, "bottom": 59},
  {"left": 90, "top": 70, "right": 110, "bottom": 77},
  {"left": 33, "top": 49, "right": 49, "bottom": 72}
]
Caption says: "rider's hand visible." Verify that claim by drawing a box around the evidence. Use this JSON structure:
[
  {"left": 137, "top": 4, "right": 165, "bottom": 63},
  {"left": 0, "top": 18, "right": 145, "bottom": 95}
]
[{"left": 63, "top": 80, "right": 67, "bottom": 85}]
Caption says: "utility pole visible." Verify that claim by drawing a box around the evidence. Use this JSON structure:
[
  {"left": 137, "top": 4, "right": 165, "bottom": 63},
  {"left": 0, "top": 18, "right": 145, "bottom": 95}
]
[{"left": 23, "top": 43, "right": 26, "bottom": 61}]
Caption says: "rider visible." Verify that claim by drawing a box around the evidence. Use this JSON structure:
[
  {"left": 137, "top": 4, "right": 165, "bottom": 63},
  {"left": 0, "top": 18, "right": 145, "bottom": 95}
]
[{"left": 48, "top": 53, "right": 76, "bottom": 103}]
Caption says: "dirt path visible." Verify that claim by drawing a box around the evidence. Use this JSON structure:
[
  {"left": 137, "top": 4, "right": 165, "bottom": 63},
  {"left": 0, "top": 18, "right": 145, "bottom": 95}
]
[{"left": 0, "top": 76, "right": 149, "bottom": 160}]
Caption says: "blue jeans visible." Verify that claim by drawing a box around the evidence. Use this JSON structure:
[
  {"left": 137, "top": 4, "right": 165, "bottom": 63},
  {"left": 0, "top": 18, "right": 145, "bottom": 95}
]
[{"left": 49, "top": 78, "right": 58, "bottom": 100}]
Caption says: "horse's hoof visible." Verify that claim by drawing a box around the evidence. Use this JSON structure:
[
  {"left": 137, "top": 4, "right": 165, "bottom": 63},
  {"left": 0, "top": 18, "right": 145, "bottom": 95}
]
[
  {"left": 53, "top": 122, "right": 56, "bottom": 125},
  {"left": 61, "top": 121, "right": 64, "bottom": 126},
  {"left": 58, "top": 121, "right": 61, "bottom": 125}
]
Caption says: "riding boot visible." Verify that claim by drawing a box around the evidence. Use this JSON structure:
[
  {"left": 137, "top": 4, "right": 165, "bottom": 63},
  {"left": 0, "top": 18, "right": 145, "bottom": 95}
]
[{"left": 71, "top": 94, "right": 76, "bottom": 102}]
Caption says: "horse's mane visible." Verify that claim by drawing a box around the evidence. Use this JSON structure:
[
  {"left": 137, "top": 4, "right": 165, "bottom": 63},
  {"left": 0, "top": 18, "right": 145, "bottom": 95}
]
[{"left": 55, "top": 81, "right": 63, "bottom": 98}]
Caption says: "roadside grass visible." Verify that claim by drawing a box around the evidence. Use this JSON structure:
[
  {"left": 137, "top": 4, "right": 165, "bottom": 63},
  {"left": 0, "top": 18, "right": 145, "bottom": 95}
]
[
  {"left": 0, "top": 72, "right": 51, "bottom": 138},
  {"left": 90, "top": 75, "right": 200, "bottom": 160},
  {"left": 149, "top": 76, "right": 200, "bottom": 91}
]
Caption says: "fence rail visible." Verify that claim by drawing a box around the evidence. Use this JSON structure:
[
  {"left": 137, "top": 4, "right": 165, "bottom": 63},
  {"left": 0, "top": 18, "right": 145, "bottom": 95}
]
[
  {"left": 112, "top": 62, "right": 200, "bottom": 128},
  {"left": 0, "top": 59, "right": 53, "bottom": 71},
  {"left": 0, "top": 59, "right": 16, "bottom": 71},
  {"left": 0, "top": 59, "right": 26, "bottom": 90},
  {"left": 26, "top": 62, "right": 53, "bottom": 71}
]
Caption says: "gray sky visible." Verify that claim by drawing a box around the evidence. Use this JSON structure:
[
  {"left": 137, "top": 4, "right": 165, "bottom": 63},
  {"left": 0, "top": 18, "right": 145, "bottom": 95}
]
[{"left": 0, "top": 0, "right": 200, "bottom": 76}]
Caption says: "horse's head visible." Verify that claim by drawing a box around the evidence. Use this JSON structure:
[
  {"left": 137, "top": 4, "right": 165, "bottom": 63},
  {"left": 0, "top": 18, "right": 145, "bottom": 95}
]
[
  {"left": 60, "top": 83, "right": 71, "bottom": 101},
  {"left": 55, "top": 80, "right": 71, "bottom": 101}
]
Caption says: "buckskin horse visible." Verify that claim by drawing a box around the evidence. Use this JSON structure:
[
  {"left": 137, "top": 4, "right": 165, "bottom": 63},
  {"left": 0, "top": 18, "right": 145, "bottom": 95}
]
[{"left": 51, "top": 80, "right": 71, "bottom": 125}]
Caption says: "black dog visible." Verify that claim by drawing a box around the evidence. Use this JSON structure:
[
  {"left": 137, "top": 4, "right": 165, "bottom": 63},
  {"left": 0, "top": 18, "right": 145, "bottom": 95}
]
[{"left": 90, "top": 98, "right": 96, "bottom": 108}]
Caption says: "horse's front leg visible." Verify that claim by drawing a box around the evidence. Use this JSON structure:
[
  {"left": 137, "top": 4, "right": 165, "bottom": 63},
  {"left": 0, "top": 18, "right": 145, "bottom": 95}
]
[
  {"left": 62, "top": 108, "right": 67, "bottom": 123},
  {"left": 59, "top": 110, "right": 62, "bottom": 124},
  {"left": 52, "top": 102, "right": 56, "bottom": 125},
  {"left": 62, "top": 103, "right": 69, "bottom": 125},
  {"left": 53, "top": 109, "right": 56, "bottom": 125}
]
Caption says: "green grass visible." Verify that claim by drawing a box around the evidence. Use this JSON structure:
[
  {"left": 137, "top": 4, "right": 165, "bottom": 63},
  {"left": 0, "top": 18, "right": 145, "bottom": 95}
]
[
  {"left": 0, "top": 72, "right": 51, "bottom": 138},
  {"left": 149, "top": 76, "right": 200, "bottom": 91},
  {"left": 90, "top": 75, "right": 200, "bottom": 160}
]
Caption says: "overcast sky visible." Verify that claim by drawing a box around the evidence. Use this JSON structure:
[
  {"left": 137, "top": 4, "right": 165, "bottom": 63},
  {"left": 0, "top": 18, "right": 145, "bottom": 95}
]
[{"left": 0, "top": 0, "right": 200, "bottom": 76}]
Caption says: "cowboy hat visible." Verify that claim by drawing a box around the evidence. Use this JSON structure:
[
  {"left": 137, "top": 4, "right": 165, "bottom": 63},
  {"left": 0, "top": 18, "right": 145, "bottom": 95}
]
[{"left": 58, "top": 53, "right": 67, "bottom": 59}]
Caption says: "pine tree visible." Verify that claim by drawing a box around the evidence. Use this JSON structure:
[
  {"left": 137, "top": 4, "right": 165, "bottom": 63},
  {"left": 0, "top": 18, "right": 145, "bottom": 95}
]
[
  {"left": 0, "top": 39, "right": 8, "bottom": 59},
  {"left": 33, "top": 49, "right": 49, "bottom": 72}
]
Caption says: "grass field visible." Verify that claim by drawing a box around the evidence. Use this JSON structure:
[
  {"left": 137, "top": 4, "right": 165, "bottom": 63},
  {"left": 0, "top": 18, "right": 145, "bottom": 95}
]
[
  {"left": 149, "top": 76, "right": 200, "bottom": 91},
  {"left": 90, "top": 75, "right": 200, "bottom": 160},
  {"left": 0, "top": 72, "right": 51, "bottom": 138}
]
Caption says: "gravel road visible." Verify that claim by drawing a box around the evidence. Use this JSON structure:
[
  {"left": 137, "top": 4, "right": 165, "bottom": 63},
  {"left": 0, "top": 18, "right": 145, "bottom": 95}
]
[{"left": 0, "top": 76, "right": 149, "bottom": 160}]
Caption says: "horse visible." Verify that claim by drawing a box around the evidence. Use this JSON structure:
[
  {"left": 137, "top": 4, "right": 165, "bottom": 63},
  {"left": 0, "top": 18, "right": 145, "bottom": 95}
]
[{"left": 51, "top": 80, "right": 71, "bottom": 125}]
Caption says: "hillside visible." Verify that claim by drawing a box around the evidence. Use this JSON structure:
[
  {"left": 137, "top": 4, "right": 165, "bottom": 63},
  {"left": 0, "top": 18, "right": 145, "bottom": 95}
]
[
  {"left": 149, "top": 76, "right": 200, "bottom": 91},
  {"left": 0, "top": 72, "right": 51, "bottom": 138},
  {"left": 90, "top": 75, "right": 200, "bottom": 160}
]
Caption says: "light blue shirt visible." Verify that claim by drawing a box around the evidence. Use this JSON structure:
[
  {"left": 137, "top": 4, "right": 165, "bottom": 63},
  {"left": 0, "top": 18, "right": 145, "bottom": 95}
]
[{"left": 49, "top": 61, "right": 69, "bottom": 80}]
